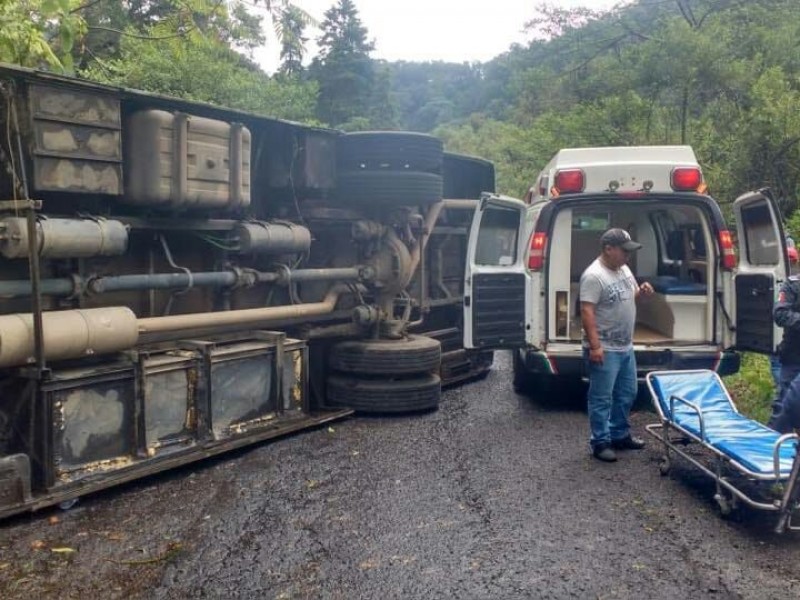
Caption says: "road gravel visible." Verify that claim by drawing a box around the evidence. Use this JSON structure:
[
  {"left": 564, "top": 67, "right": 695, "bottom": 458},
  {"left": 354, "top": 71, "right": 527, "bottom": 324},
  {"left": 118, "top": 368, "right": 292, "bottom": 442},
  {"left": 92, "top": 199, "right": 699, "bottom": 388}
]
[{"left": 1, "top": 352, "right": 799, "bottom": 599}]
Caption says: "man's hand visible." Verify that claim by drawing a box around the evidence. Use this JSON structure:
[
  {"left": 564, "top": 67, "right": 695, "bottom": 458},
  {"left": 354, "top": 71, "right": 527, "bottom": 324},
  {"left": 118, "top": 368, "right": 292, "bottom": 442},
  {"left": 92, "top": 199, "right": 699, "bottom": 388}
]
[
  {"left": 639, "top": 281, "right": 654, "bottom": 296},
  {"left": 580, "top": 301, "right": 602, "bottom": 364},
  {"left": 589, "top": 345, "right": 604, "bottom": 364}
]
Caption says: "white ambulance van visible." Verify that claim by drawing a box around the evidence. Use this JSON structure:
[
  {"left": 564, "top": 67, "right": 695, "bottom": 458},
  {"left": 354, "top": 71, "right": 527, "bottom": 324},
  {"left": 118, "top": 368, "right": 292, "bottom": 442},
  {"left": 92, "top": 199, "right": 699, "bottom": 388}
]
[{"left": 463, "top": 146, "right": 789, "bottom": 397}]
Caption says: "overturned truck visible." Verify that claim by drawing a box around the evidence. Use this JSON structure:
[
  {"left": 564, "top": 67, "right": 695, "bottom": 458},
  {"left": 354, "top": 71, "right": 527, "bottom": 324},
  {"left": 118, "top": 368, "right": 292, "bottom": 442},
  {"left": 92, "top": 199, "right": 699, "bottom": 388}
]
[{"left": 0, "top": 64, "right": 494, "bottom": 519}]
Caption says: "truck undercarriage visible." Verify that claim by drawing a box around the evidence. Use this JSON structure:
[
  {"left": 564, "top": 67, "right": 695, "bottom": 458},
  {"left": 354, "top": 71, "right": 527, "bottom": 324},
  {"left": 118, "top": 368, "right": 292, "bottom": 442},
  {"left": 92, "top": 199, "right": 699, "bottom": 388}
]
[{"left": 0, "top": 65, "right": 493, "bottom": 519}]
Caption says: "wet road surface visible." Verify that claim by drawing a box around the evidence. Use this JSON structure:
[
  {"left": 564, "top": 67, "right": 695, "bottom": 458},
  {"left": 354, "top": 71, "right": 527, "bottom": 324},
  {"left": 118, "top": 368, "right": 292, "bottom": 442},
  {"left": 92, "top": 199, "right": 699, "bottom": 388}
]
[{"left": 1, "top": 352, "right": 800, "bottom": 598}]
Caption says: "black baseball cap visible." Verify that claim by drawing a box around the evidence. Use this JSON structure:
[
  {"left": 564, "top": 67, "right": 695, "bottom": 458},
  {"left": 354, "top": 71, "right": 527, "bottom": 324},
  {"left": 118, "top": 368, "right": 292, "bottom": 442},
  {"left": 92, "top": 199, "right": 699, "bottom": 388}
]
[{"left": 600, "top": 228, "right": 642, "bottom": 251}]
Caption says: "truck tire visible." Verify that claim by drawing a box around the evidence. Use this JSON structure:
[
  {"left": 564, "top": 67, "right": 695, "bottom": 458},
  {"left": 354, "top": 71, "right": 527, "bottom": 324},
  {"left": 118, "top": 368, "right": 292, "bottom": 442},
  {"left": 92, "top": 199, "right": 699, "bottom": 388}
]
[
  {"left": 330, "top": 335, "right": 441, "bottom": 376},
  {"left": 337, "top": 132, "right": 443, "bottom": 173},
  {"left": 336, "top": 171, "right": 443, "bottom": 206},
  {"left": 326, "top": 373, "right": 441, "bottom": 413}
]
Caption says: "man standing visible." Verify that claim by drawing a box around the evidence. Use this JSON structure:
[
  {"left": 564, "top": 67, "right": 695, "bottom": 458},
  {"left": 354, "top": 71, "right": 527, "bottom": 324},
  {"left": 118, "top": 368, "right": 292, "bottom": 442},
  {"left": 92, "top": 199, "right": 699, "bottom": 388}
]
[{"left": 580, "top": 228, "right": 654, "bottom": 462}]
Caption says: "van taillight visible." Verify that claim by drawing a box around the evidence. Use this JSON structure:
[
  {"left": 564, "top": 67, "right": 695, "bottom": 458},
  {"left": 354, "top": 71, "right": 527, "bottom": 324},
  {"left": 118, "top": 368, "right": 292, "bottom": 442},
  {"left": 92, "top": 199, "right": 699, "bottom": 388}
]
[
  {"left": 553, "top": 169, "right": 585, "bottom": 195},
  {"left": 528, "top": 232, "right": 547, "bottom": 271},
  {"left": 671, "top": 167, "right": 704, "bottom": 191},
  {"left": 718, "top": 230, "right": 737, "bottom": 270}
]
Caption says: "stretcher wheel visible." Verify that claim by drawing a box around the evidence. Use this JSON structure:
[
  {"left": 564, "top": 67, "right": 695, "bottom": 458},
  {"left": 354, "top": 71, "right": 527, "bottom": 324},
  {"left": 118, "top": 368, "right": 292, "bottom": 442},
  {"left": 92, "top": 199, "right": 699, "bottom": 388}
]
[
  {"left": 714, "top": 493, "right": 733, "bottom": 517},
  {"left": 658, "top": 459, "right": 671, "bottom": 476}
]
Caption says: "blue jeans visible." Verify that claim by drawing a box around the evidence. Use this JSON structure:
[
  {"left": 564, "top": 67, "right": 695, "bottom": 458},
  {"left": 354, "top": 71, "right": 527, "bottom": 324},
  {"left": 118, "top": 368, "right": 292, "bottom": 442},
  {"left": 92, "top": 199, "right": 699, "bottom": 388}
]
[
  {"left": 769, "top": 362, "right": 800, "bottom": 428},
  {"left": 585, "top": 348, "right": 637, "bottom": 449},
  {"left": 770, "top": 369, "right": 800, "bottom": 433}
]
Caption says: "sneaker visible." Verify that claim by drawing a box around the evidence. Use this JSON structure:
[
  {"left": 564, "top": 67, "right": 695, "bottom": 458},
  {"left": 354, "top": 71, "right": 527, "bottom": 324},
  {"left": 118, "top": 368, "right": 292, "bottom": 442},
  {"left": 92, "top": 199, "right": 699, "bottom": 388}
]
[
  {"left": 611, "top": 435, "right": 646, "bottom": 450},
  {"left": 592, "top": 443, "right": 617, "bottom": 462}
]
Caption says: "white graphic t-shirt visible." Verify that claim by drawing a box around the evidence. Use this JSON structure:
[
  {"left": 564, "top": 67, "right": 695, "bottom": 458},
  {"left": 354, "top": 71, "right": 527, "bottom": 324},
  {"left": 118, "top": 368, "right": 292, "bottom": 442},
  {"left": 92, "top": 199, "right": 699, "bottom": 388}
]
[{"left": 579, "top": 259, "right": 638, "bottom": 351}]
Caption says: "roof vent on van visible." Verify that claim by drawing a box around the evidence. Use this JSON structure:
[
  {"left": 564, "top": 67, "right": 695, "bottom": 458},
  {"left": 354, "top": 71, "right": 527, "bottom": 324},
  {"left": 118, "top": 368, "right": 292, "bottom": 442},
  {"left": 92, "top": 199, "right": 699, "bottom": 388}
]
[
  {"left": 551, "top": 169, "right": 585, "bottom": 197},
  {"left": 670, "top": 167, "right": 705, "bottom": 192}
]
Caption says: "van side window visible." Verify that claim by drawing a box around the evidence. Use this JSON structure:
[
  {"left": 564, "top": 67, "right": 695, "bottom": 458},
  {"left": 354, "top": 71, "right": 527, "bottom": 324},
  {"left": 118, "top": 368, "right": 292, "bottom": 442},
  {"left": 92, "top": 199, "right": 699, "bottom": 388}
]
[
  {"left": 475, "top": 206, "right": 520, "bottom": 267},
  {"left": 653, "top": 213, "right": 707, "bottom": 261},
  {"left": 572, "top": 212, "right": 609, "bottom": 231},
  {"left": 740, "top": 203, "right": 780, "bottom": 266}
]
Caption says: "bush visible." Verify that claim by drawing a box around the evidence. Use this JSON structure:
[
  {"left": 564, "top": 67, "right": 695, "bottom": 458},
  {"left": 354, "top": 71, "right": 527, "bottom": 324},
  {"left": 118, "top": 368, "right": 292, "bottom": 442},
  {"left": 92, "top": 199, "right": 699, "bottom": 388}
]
[{"left": 723, "top": 352, "right": 774, "bottom": 423}]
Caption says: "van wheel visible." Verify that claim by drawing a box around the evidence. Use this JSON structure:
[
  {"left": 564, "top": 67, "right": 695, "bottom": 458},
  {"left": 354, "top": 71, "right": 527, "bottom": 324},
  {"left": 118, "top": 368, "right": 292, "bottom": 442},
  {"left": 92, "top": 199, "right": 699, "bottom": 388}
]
[
  {"left": 337, "top": 131, "right": 443, "bottom": 173},
  {"left": 335, "top": 171, "right": 443, "bottom": 206},
  {"left": 326, "top": 373, "right": 441, "bottom": 414},
  {"left": 329, "top": 335, "right": 441, "bottom": 376}
]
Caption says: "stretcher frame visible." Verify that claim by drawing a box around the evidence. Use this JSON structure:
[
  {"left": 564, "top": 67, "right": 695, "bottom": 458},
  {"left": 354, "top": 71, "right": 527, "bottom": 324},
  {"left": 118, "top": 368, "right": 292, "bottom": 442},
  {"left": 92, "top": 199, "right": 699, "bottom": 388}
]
[{"left": 644, "top": 369, "right": 800, "bottom": 533}]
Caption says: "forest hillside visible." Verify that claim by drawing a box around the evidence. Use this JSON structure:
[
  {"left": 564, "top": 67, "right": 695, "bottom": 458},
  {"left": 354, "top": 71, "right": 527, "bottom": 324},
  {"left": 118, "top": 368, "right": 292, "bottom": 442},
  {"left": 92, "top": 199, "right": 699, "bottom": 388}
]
[{"left": 2, "top": 0, "right": 799, "bottom": 218}]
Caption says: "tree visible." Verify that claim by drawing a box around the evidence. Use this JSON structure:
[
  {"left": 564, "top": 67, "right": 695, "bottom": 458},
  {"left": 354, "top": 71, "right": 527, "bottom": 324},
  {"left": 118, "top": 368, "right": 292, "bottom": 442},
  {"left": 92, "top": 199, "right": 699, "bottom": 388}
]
[
  {"left": 84, "top": 30, "right": 319, "bottom": 122},
  {"left": 278, "top": 5, "right": 309, "bottom": 76},
  {"left": 0, "top": 0, "right": 307, "bottom": 74},
  {"left": 387, "top": 61, "right": 484, "bottom": 131},
  {"left": 0, "top": 0, "right": 86, "bottom": 70},
  {"left": 310, "top": 0, "right": 393, "bottom": 128}
]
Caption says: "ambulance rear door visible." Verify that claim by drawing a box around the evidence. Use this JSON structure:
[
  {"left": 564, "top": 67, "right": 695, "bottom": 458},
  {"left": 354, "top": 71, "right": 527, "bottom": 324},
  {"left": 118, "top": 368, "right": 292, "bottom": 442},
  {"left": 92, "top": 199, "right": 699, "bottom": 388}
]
[
  {"left": 731, "top": 190, "right": 788, "bottom": 353},
  {"left": 463, "top": 194, "right": 534, "bottom": 349}
]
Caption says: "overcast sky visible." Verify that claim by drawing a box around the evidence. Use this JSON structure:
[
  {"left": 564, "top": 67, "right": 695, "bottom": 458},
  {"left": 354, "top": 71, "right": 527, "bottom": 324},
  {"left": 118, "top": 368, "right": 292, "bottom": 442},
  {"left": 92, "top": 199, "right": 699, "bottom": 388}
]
[{"left": 255, "top": 0, "right": 627, "bottom": 73}]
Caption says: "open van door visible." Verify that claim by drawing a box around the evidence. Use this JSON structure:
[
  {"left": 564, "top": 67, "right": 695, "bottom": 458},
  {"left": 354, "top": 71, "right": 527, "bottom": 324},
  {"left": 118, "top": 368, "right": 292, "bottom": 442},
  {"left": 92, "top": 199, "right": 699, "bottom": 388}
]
[
  {"left": 732, "top": 190, "right": 788, "bottom": 353},
  {"left": 463, "top": 194, "right": 532, "bottom": 349}
]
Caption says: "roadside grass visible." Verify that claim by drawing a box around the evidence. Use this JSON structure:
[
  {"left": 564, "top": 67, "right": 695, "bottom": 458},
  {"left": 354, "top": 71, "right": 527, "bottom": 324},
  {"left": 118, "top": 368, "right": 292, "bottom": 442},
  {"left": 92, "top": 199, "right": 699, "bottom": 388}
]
[{"left": 723, "top": 352, "right": 774, "bottom": 424}]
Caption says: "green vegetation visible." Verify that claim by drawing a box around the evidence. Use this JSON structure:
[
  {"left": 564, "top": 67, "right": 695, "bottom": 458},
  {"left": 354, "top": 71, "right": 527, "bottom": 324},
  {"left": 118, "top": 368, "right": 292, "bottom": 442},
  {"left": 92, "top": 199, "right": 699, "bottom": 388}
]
[{"left": 724, "top": 353, "right": 774, "bottom": 423}]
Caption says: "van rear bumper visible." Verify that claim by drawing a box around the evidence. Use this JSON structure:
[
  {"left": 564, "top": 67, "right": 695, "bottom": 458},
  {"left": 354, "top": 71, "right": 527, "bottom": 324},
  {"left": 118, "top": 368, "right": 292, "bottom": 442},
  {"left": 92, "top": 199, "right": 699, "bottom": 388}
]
[{"left": 521, "top": 347, "right": 741, "bottom": 378}]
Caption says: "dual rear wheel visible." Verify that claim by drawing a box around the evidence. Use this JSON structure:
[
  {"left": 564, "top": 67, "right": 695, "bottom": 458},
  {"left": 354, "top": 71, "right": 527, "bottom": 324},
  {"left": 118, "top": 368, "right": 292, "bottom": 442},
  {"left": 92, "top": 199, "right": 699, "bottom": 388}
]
[
  {"left": 326, "top": 335, "right": 442, "bottom": 413},
  {"left": 335, "top": 132, "right": 444, "bottom": 207}
]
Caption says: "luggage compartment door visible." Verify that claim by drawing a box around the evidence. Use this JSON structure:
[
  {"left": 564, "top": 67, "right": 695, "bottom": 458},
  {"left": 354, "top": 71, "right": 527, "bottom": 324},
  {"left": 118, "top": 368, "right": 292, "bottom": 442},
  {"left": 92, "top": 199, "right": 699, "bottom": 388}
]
[
  {"left": 463, "top": 195, "right": 530, "bottom": 349},
  {"left": 732, "top": 190, "right": 788, "bottom": 353}
]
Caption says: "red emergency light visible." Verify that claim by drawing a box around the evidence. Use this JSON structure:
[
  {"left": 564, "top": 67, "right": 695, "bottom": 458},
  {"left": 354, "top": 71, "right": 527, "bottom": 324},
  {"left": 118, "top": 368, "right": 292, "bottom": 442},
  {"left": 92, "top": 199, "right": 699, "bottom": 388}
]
[
  {"left": 551, "top": 169, "right": 585, "bottom": 196},
  {"left": 671, "top": 167, "right": 704, "bottom": 192}
]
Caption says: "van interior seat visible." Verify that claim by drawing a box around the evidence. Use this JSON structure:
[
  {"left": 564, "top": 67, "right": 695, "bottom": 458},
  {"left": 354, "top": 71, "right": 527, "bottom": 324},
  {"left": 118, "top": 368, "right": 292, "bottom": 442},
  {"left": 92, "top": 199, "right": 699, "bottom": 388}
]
[{"left": 666, "top": 230, "right": 687, "bottom": 260}]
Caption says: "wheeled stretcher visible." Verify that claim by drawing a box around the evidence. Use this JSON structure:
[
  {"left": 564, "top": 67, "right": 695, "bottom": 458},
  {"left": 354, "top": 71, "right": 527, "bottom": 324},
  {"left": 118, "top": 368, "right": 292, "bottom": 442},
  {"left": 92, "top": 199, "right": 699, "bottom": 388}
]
[{"left": 645, "top": 370, "right": 800, "bottom": 533}]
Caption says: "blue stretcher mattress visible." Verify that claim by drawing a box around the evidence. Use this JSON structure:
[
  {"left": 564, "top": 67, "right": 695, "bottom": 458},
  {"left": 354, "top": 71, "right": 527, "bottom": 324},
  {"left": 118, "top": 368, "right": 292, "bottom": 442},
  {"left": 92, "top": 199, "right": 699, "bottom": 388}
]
[
  {"left": 642, "top": 276, "right": 707, "bottom": 295},
  {"left": 649, "top": 371, "right": 796, "bottom": 476}
]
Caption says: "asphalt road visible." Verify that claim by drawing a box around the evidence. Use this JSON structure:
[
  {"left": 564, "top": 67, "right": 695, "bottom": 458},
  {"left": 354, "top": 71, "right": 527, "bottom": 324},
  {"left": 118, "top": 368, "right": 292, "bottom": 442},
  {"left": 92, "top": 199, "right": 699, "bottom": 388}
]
[{"left": 2, "top": 352, "right": 800, "bottom": 599}]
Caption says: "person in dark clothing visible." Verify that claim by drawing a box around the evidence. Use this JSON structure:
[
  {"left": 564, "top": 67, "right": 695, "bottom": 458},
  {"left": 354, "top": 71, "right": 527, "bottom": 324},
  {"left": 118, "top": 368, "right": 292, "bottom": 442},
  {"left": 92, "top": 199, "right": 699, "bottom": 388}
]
[
  {"left": 772, "top": 375, "right": 800, "bottom": 434},
  {"left": 768, "top": 275, "right": 800, "bottom": 432},
  {"left": 770, "top": 245, "right": 799, "bottom": 395}
]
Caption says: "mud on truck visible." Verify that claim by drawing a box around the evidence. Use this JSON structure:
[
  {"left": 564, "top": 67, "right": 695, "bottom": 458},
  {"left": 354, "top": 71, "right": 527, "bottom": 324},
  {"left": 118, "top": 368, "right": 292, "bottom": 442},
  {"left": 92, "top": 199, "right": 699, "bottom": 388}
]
[{"left": 0, "top": 64, "right": 495, "bottom": 519}]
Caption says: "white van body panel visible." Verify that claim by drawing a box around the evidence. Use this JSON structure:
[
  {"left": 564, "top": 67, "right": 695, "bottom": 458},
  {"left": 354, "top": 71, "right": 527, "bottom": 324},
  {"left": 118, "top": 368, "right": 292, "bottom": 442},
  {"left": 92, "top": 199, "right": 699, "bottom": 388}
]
[
  {"left": 547, "top": 208, "right": 574, "bottom": 341},
  {"left": 534, "top": 146, "right": 700, "bottom": 201},
  {"left": 463, "top": 195, "right": 536, "bottom": 349}
]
